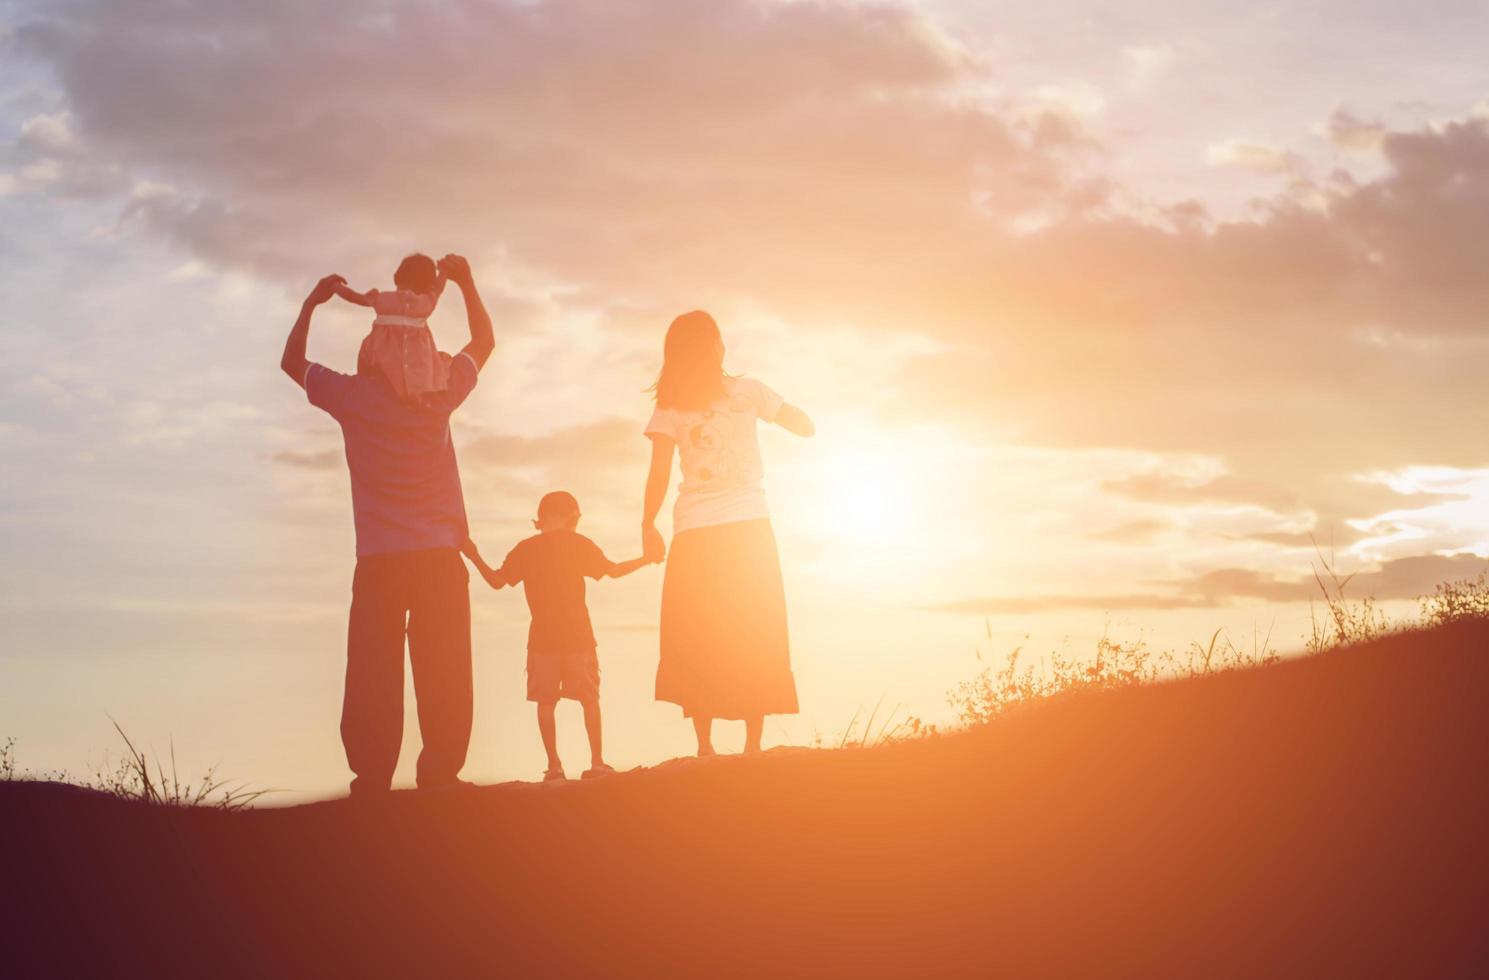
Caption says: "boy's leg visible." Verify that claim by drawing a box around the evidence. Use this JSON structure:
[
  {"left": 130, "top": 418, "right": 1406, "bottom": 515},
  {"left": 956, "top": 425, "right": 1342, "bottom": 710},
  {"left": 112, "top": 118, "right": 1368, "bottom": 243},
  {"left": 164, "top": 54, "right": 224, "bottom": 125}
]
[
  {"left": 692, "top": 715, "right": 716, "bottom": 757},
  {"left": 528, "top": 652, "right": 563, "bottom": 773},
  {"left": 536, "top": 702, "right": 561, "bottom": 772},
  {"left": 567, "top": 649, "right": 604, "bottom": 768},
  {"left": 342, "top": 556, "right": 408, "bottom": 795},
  {"left": 580, "top": 699, "right": 603, "bottom": 768},
  {"left": 744, "top": 715, "right": 764, "bottom": 754},
  {"left": 406, "top": 549, "right": 473, "bottom": 788}
]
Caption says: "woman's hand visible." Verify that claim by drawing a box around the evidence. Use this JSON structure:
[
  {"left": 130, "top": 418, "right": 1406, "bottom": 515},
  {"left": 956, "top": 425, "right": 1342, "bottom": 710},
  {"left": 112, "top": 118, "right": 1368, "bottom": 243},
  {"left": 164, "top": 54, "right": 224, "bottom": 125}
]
[
  {"left": 642, "top": 522, "right": 667, "bottom": 564},
  {"left": 479, "top": 566, "right": 507, "bottom": 590}
]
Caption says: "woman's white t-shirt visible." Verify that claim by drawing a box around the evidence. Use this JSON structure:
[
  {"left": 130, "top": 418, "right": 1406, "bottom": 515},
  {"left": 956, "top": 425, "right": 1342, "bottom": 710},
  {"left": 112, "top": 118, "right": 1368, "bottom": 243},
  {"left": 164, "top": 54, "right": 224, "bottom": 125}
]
[{"left": 644, "top": 376, "right": 785, "bottom": 535}]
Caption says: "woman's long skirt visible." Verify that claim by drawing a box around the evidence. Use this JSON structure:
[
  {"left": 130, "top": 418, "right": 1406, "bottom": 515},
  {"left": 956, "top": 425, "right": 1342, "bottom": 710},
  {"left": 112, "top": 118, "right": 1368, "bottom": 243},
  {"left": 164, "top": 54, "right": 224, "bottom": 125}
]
[{"left": 656, "top": 518, "right": 798, "bottom": 719}]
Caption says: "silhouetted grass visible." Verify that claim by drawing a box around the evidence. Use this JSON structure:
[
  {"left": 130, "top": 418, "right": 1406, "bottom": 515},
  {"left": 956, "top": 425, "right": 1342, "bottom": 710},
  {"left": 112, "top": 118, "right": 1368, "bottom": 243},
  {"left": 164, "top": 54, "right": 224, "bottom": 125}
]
[
  {"left": 949, "top": 564, "right": 1489, "bottom": 727},
  {"left": 1, "top": 722, "right": 270, "bottom": 810},
  {"left": 1306, "top": 543, "right": 1394, "bottom": 653},
  {"left": 1421, "top": 569, "right": 1489, "bottom": 627},
  {"left": 823, "top": 697, "right": 937, "bottom": 749},
  {"left": 8, "top": 567, "right": 1487, "bottom": 796}
]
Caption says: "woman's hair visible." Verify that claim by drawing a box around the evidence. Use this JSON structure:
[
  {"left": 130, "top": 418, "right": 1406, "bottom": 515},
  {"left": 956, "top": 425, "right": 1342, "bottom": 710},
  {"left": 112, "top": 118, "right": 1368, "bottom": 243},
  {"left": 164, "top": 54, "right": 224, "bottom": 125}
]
[
  {"left": 394, "top": 253, "right": 438, "bottom": 294},
  {"left": 650, "top": 310, "right": 728, "bottom": 411}
]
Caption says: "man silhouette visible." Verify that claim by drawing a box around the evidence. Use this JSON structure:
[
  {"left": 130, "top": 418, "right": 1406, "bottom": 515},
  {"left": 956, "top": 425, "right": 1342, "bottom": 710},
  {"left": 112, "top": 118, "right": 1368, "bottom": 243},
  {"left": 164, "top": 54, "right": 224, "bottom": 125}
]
[{"left": 280, "top": 254, "right": 494, "bottom": 795}]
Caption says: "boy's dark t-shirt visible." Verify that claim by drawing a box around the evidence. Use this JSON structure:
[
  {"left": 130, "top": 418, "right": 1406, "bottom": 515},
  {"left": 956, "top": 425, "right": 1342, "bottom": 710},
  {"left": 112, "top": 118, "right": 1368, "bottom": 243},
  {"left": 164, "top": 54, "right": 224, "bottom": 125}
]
[{"left": 498, "top": 530, "right": 611, "bottom": 653}]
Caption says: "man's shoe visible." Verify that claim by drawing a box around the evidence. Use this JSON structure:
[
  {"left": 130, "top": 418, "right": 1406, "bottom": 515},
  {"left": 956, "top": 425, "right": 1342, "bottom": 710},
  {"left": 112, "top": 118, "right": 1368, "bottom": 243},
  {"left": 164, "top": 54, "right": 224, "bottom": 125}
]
[{"left": 348, "top": 781, "right": 392, "bottom": 800}]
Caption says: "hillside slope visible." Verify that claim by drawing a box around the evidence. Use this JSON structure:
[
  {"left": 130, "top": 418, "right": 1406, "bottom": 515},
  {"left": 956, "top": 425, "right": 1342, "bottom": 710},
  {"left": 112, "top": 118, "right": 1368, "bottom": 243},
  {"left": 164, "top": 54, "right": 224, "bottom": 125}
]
[{"left": 5, "top": 621, "right": 1489, "bottom": 978}]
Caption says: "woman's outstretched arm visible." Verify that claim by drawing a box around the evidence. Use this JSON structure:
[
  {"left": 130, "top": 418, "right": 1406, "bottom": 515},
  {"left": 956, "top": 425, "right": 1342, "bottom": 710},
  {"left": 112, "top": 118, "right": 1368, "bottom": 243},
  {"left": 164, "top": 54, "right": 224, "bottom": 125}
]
[
  {"left": 604, "top": 555, "right": 656, "bottom": 579},
  {"left": 774, "top": 403, "right": 815, "bottom": 437},
  {"left": 642, "top": 434, "right": 674, "bottom": 562}
]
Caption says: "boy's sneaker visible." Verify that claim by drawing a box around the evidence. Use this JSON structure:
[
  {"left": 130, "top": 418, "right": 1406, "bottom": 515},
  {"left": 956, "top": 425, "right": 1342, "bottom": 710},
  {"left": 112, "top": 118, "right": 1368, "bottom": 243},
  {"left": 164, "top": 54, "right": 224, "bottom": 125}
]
[
  {"left": 582, "top": 764, "right": 616, "bottom": 779},
  {"left": 543, "top": 768, "right": 567, "bottom": 783}
]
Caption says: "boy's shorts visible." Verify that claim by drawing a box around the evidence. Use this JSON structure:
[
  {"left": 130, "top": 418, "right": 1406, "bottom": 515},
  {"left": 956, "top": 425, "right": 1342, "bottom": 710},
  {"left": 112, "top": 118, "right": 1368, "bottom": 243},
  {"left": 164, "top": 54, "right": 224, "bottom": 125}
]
[{"left": 526, "top": 647, "right": 600, "bottom": 704}]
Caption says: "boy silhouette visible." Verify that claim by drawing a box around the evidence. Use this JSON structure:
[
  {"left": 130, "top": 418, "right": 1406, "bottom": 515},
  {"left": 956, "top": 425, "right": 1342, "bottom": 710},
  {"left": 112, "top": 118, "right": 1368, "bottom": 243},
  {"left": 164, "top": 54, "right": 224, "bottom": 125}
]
[{"left": 465, "top": 492, "right": 653, "bottom": 781}]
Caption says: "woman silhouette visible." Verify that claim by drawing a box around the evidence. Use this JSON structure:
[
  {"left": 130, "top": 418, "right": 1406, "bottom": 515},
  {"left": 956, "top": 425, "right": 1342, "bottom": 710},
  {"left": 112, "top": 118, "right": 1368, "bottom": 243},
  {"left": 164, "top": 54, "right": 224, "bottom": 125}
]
[{"left": 641, "top": 311, "right": 815, "bottom": 755}]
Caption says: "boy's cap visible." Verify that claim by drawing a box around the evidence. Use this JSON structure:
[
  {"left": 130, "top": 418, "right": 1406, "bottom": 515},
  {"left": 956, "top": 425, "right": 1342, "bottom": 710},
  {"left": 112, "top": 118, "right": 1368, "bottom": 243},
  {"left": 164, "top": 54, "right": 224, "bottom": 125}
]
[{"left": 537, "top": 491, "right": 580, "bottom": 521}]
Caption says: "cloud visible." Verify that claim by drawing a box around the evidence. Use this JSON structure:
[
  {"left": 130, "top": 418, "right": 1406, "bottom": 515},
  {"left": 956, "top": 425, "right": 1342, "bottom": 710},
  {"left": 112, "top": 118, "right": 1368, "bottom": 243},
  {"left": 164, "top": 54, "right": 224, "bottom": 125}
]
[
  {"left": 8, "top": 0, "right": 1489, "bottom": 564},
  {"left": 1087, "top": 519, "right": 1168, "bottom": 543},
  {"left": 14, "top": 2, "right": 1489, "bottom": 366},
  {"left": 1233, "top": 527, "right": 1366, "bottom": 549},
  {"left": 892, "top": 110, "right": 1489, "bottom": 488},
  {"left": 928, "top": 593, "right": 1210, "bottom": 614},
  {"left": 464, "top": 417, "right": 641, "bottom": 470},
  {"left": 1348, "top": 466, "right": 1489, "bottom": 560},
  {"left": 1205, "top": 139, "right": 1301, "bottom": 174},
  {"left": 18, "top": 112, "right": 74, "bottom": 153},
  {"left": 272, "top": 448, "right": 341, "bottom": 470},
  {"left": 9, "top": 0, "right": 1087, "bottom": 304},
  {"left": 1325, "top": 110, "right": 1386, "bottom": 154},
  {"left": 1093, "top": 464, "right": 1441, "bottom": 554},
  {"left": 1102, "top": 471, "right": 1303, "bottom": 513},
  {"left": 1121, "top": 44, "right": 1176, "bottom": 91},
  {"left": 929, "top": 554, "right": 1489, "bottom": 615}
]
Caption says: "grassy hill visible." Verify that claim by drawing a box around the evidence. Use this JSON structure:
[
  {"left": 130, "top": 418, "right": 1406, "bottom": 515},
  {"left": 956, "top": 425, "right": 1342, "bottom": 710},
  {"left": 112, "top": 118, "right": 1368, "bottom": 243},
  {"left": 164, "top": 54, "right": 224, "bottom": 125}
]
[{"left": 5, "top": 620, "right": 1489, "bottom": 978}]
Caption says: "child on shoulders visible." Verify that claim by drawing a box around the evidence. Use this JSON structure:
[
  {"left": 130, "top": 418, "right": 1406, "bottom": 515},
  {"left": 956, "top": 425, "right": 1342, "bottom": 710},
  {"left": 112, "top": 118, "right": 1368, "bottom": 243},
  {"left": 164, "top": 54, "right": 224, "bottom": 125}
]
[{"left": 332, "top": 252, "right": 451, "bottom": 404}]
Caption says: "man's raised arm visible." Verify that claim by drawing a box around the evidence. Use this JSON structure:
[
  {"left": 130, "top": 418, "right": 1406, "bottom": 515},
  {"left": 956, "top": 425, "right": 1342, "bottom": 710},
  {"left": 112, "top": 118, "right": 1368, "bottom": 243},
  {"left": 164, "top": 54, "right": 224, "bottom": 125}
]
[
  {"left": 439, "top": 254, "right": 494, "bottom": 370},
  {"left": 281, "top": 274, "right": 346, "bottom": 388}
]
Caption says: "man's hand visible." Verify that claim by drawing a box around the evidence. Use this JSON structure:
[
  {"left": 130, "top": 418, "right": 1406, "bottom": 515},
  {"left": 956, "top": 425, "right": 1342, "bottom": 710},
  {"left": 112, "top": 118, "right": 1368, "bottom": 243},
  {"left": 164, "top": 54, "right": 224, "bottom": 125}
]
[
  {"left": 307, "top": 274, "right": 347, "bottom": 307},
  {"left": 479, "top": 566, "right": 507, "bottom": 591},
  {"left": 442, "top": 254, "right": 494, "bottom": 369},
  {"left": 438, "top": 254, "right": 473, "bottom": 290},
  {"left": 283, "top": 276, "right": 343, "bottom": 385}
]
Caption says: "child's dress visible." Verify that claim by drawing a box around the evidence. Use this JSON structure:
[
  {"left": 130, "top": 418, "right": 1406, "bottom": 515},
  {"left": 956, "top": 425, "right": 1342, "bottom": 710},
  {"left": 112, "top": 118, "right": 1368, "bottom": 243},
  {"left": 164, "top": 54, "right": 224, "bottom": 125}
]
[{"left": 356, "top": 289, "right": 451, "bottom": 403}]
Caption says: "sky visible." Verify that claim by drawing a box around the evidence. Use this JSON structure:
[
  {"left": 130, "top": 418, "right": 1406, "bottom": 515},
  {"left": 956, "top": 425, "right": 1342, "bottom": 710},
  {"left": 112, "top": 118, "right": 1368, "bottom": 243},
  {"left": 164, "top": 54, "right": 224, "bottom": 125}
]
[{"left": 2, "top": 0, "right": 1487, "bottom": 800}]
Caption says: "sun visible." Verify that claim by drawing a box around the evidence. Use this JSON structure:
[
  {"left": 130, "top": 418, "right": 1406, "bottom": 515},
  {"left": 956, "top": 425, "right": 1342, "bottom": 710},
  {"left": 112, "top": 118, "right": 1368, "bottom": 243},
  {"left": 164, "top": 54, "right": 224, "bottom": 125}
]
[{"left": 814, "top": 449, "right": 913, "bottom": 543}]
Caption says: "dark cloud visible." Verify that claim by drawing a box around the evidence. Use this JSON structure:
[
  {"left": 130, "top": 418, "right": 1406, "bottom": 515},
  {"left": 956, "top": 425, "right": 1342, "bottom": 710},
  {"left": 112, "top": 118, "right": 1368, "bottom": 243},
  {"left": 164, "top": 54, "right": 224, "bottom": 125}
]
[
  {"left": 8, "top": 0, "right": 1083, "bottom": 310},
  {"left": 1350, "top": 553, "right": 1489, "bottom": 601},
  {"left": 929, "top": 554, "right": 1489, "bottom": 615},
  {"left": 928, "top": 593, "right": 1212, "bottom": 614},
  {"left": 893, "top": 115, "right": 1489, "bottom": 480},
  {"left": 1181, "top": 568, "right": 1315, "bottom": 603},
  {"left": 1096, "top": 469, "right": 1471, "bottom": 553},
  {"left": 8, "top": 0, "right": 1488, "bottom": 496}
]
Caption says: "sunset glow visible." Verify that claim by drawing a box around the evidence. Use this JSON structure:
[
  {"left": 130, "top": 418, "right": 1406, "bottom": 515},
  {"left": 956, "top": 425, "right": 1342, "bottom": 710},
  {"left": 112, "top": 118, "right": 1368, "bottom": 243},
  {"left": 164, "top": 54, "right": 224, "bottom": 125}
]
[{"left": 813, "top": 449, "right": 915, "bottom": 544}]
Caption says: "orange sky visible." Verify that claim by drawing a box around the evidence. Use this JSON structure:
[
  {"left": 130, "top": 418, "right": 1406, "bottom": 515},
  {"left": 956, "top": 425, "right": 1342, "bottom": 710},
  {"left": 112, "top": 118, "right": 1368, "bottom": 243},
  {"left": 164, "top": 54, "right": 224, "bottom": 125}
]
[{"left": 2, "top": 0, "right": 1488, "bottom": 799}]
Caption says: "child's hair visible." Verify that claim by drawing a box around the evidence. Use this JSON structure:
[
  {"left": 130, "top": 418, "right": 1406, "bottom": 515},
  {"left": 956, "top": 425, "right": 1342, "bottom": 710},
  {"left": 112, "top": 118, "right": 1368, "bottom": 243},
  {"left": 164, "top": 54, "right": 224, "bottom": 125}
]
[
  {"left": 394, "top": 253, "right": 439, "bottom": 295},
  {"left": 534, "top": 490, "right": 581, "bottom": 530},
  {"left": 649, "top": 310, "right": 729, "bottom": 411}
]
